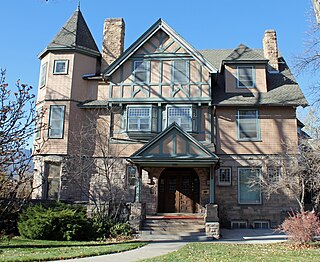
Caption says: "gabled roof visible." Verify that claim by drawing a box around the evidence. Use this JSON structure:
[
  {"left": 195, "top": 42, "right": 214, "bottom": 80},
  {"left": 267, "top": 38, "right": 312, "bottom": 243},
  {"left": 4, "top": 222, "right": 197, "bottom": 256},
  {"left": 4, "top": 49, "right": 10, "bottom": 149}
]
[
  {"left": 39, "top": 8, "right": 100, "bottom": 58},
  {"left": 103, "top": 19, "right": 217, "bottom": 78},
  {"left": 129, "top": 122, "right": 219, "bottom": 167},
  {"left": 223, "top": 44, "right": 267, "bottom": 63}
]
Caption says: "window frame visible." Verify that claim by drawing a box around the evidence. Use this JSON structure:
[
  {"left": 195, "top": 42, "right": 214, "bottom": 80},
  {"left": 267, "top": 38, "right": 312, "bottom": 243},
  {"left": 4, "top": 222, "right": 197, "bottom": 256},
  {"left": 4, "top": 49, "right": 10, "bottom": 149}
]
[
  {"left": 237, "top": 109, "right": 260, "bottom": 141},
  {"left": 236, "top": 65, "right": 255, "bottom": 88},
  {"left": 218, "top": 167, "right": 232, "bottom": 186},
  {"left": 253, "top": 220, "right": 270, "bottom": 229},
  {"left": 34, "top": 107, "right": 42, "bottom": 140},
  {"left": 166, "top": 105, "right": 194, "bottom": 132},
  {"left": 126, "top": 105, "right": 153, "bottom": 132},
  {"left": 53, "top": 60, "right": 69, "bottom": 75},
  {"left": 39, "top": 62, "right": 47, "bottom": 87},
  {"left": 238, "top": 167, "right": 262, "bottom": 205},
  {"left": 268, "top": 167, "right": 282, "bottom": 183},
  {"left": 43, "top": 162, "right": 61, "bottom": 200},
  {"left": 48, "top": 105, "right": 65, "bottom": 139},
  {"left": 133, "top": 60, "right": 149, "bottom": 83},
  {"left": 172, "top": 60, "right": 188, "bottom": 84}
]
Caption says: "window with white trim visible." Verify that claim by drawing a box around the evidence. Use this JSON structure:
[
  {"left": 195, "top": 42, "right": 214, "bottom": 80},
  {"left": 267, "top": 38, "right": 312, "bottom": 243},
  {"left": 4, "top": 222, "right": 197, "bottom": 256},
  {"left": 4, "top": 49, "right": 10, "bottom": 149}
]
[
  {"left": 268, "top": 167, "right": 281, "bottom": 183},
  {"left": 172, "top": 60, "right": 187, "bottom": 83},
  {"left": 48, "top": 105, "right": 65, "bottom": 138},
  {"left": 238, "top": 168, "right": 261, "bottom": 204},
  {"left": 253, "top": 221, "right": 270, "bottom": 229},
  {"left": 231, "top": 220, "right": 247, "bottom": 229},
  {"left": 134, "top": 61, "right": 148, "bottom": 83},
  {"left": 53, "top": 60, "right": 68, "bottom": 74},
  {"left": 167, "top": 106, "right": 195, "bottom": 132},
  {"left": 218, "top": 167, "right": 232, "bottom": 186},
  {"left": 237, "top": 109, "right": 260, "bottom": 140},
  {"left": 237, "top": 66, "right": 255, "bottom": 88},
  {"left": 127, "top": 106, "right": 157, "bottom": 132},
  {"left": 39, "top": 62, "right": 47, "bottom": 87}
]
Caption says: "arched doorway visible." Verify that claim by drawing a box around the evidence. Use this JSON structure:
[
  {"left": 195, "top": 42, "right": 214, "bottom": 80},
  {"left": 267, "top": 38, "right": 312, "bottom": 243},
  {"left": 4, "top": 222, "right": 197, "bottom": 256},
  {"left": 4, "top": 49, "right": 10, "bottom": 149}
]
[{"left": 158, "top": 168, "right": 200, "bottom": 213}]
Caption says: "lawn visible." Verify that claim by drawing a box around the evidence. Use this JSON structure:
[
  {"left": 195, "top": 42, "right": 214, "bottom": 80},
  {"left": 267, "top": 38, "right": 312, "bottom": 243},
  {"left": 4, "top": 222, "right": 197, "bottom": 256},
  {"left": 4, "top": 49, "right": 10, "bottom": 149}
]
[
  {"left": 0, "top": 237, "right": 146, "bottom": 262},
  {"left": 143, "top": 242, "right": 320, "bottom": 262}
]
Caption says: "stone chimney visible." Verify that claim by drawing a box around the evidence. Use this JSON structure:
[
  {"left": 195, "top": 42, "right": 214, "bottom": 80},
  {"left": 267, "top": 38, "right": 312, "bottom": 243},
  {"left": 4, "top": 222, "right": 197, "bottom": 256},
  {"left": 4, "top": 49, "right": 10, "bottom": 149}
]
[
  {"left": 263, "top": 29, "right": 279, "bottom": 71},
  {"left": 101, "top": 18, "right": 125, "bottom": 72}
]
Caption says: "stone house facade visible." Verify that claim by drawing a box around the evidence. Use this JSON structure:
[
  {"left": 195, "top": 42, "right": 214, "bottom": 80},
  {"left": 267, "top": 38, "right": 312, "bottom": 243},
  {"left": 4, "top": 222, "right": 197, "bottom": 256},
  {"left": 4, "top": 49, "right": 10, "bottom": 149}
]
[{"left": 32, "top": 8, "right": 308, "bottom": 229}]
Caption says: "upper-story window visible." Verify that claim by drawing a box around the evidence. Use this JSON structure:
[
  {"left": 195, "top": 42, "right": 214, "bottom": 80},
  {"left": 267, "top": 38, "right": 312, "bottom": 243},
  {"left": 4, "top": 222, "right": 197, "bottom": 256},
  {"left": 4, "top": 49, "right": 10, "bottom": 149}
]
[
  {"left": 172, "top": 60, "right": 188, "bottom": 83},
  {"left": 39, "top": 62, "right": 47, "bottom": 87},
  {"left": 167, "top": 105, "right": 196, "bottom": 132},
  {"left": 218, "top": 167, "right": 232, "bottom": 186},
  {"left": 48, "top": 105, "right": 65, "bottom": 138},
  {"left": 268, "top": 167, "right": 281, "bottom": 183},
  {"left": 34, "top": 107, "right": 42, "bottom": 140},
  {"left": 134, "top": 61, "right": 149, "bottom": 83},
  {"left": 53, "top": 60, "right": 69, "bottom": 75},
  {"left": 237, "top": 109, "right": 260, "bottom": 141},
  {"left": 237, "top": 66, "right": 255, "bottom": 88},
  {"left": 127, "top": 106, "right": 157, "bottom": 132}
]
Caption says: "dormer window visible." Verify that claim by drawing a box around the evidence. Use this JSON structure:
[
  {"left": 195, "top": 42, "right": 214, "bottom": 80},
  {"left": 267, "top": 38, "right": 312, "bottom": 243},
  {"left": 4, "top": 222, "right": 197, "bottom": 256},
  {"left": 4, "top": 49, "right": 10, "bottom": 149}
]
[
  {"left": 134, "top": 61, "right": 149, "bottom": 83},
  {"left": 237, "top": 66, "right": 255, "bottom": 88},
  {"left": 172, "top": 60, "right": 188, "bottom": 83},
  {"left": 53, "top": 60, "right": 69, "bottom": 75}
]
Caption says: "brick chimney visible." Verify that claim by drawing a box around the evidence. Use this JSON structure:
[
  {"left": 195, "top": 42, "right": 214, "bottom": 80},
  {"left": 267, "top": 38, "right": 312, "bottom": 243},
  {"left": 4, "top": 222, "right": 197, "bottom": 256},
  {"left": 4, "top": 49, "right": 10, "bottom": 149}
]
[
  {"left": 263, "top": 29, "right": 279, "bottom": 72},
  {"left": 101, "top": 18, "right": 125, "bottom": 72}
]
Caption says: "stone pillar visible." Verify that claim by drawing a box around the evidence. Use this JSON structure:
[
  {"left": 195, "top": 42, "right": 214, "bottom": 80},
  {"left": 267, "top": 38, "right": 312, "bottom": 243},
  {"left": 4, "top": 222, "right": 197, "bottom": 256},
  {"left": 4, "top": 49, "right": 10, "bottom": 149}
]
[
  {"left": 128, "top": 202, "right": 146, "bottom": 231},
  {"left": 263, "top": 29, "right": 279, "bottom": 71},
  {"left": 205, "top": 204, "right": 220, "bottom": 239},
  {"left": 101, "top": 18, "right": 125, "bottom": 72}
]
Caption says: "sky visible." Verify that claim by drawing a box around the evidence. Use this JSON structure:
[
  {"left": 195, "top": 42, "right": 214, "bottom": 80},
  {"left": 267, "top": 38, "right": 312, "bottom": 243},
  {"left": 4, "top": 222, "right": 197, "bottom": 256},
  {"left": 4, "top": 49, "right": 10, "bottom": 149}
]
[{"left": 0, "top": 0, "right": 317, "bottom": 112}]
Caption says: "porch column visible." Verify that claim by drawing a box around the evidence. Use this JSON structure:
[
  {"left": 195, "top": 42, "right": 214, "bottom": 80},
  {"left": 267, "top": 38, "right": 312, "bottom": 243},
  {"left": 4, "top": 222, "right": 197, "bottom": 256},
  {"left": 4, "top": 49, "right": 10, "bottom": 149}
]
[
  {"left": 135, "top": 165, "right": 142, "bottom": 202},
  {"left": 209, "top": 164, "right": 215, "bottom": 204}
]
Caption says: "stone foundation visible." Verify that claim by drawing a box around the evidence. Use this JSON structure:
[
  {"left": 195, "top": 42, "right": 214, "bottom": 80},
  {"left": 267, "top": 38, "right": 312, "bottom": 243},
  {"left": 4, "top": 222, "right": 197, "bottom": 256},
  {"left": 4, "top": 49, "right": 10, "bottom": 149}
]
[
  {"left": 205, "top": 222, "right": 220, "bottom": 239},
  {"left": 128, "top": 202, "right": 146, "bottom": 231}
]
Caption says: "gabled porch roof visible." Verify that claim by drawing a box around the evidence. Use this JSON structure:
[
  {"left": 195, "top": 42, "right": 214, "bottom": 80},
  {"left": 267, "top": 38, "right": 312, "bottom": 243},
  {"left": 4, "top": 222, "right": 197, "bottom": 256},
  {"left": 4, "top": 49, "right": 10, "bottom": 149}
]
[{"left": 129, "top": 123, "right": 219, "bottom": 167}]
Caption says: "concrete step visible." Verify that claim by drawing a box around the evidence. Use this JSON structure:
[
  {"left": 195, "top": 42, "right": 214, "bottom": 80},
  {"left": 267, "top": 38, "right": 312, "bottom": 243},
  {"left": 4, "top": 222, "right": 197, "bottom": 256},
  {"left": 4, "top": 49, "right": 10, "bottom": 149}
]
[{"left": 139, "top": 231, "right": 213, "bottom": 241}]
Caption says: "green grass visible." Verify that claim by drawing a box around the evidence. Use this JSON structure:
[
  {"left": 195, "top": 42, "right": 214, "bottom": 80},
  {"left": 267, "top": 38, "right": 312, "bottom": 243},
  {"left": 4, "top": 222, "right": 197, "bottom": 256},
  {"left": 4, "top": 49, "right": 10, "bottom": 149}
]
[
  {"left": 0, "top": 237, "right": 146, "bottom": 262},
  {"left": 143, "top": 242, "right": 320, "bottom": 262}
]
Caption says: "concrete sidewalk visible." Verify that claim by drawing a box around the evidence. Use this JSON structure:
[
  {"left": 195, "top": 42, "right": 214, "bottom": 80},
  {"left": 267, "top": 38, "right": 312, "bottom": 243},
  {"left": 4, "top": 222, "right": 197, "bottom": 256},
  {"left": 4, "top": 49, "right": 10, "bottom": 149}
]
[{"left": 57, "top": 229, "right": 287, "bottom": 262}]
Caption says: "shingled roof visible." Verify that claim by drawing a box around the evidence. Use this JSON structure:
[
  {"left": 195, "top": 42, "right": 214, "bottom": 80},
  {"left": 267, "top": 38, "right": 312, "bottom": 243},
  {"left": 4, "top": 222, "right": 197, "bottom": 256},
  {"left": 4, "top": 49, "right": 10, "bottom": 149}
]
[{"left": 39, "top": 9, "right": 100, "bottom": 58}]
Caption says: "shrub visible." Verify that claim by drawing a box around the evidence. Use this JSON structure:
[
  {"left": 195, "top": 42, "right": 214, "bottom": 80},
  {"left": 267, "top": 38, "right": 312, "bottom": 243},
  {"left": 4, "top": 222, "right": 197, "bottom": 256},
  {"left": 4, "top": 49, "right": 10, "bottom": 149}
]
[
  {"left": 18, "top": 202, "right": 91, "bottom": 241},
  {"left": 110, "top": 223, "right": 133, "bottom": 238},
  {"left": 90, "top": 214, "right": 116, "bottom": 240},
  {"left": 278, "top": 211, "right": 320, "bottom": 243}
]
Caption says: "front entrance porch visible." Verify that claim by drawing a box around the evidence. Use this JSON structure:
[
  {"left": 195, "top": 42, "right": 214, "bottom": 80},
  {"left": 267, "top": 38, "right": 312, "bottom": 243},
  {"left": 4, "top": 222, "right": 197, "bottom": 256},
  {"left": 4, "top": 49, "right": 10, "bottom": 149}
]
[{"left": 158, "top": 168, "right": 200, "bottom": 213}]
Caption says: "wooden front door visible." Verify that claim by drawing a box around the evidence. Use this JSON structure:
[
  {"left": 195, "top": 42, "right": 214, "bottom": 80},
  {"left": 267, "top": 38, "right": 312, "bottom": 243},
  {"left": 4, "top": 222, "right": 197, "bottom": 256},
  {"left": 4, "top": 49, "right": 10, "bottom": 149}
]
[{"left": 158, "top": 168, "right": 199, "bottom": 213}]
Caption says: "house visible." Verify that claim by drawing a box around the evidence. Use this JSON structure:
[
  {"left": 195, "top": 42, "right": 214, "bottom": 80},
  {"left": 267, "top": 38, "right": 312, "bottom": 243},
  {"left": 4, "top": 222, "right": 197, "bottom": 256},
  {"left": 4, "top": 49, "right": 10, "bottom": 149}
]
[{"left": 32, "top": 7, "right": 308, "bottom": 234}]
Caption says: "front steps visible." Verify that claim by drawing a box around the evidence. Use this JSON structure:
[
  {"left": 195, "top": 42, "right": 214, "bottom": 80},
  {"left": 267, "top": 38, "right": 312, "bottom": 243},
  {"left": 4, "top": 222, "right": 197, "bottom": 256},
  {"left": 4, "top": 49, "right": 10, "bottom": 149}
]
[{"left": 139, "top": 214, "right": 213, "bottom": 241}]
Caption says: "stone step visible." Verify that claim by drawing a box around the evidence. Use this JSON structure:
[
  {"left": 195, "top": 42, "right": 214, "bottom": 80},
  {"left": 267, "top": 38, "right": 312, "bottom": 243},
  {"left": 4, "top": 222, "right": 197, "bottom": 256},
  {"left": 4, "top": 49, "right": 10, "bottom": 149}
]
[{"left": 139, "top": 231, "right": 213, "bottom": 241}]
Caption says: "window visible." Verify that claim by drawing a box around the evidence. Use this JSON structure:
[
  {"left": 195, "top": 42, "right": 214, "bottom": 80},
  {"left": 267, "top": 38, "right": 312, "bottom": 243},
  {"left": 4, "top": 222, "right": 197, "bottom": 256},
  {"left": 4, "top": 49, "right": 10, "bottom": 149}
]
[
  {"left": 231, "top": 220, "right": 247, "bottom": 229},
  {"left": 253, "top": 221, "right": 270, "bottom": 229},
  {"left": 173, "top": 60, "right": 187, "bottom": 83},
  {"left": 127, "top": 106, "right": 157, "bottom": 132},
  {"left": 48, "top": 105, "right": 65, "bottom": 138},
  {"left": 237, "top": 66, "right": 255, "bottom": 88},
  {"left": 126, "top": 165, "right": 137, "bottom": 187},
  {"left": 53, "top": 60, "right": 68, "bottom": 74},
  {"left": 44, "top": 162, "right": 60, "bottom": 200},
  {"left": 218, "top": 168, "right": 232, "bottom": 186},
  {"left": 237, "top": 109, "right": 260, "bottom": 140},
  {"left": 238, "top": 168, "right": 261, "bottom": 204},
  {"left": 167, "top": 106, "right": 195, "bottom": 131},
  {"left": 34, "top": 107, "right": 42, "bottom": 139},
  {"left": 134, "top": 61, "right": 148, "bottom": 83},
  {"left": 268, "top": 167, "right": 281, "bottom": 183},
  {"left": 39, "top": 62, "right": 47, "bottom": 87}
]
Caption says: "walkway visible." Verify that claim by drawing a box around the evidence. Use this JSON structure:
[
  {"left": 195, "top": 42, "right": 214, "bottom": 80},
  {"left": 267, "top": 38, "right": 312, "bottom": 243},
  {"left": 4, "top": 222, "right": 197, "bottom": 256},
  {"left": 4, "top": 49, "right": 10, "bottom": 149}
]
[{"left": 57, "top": 229, "right": 287, "bottom": 262}]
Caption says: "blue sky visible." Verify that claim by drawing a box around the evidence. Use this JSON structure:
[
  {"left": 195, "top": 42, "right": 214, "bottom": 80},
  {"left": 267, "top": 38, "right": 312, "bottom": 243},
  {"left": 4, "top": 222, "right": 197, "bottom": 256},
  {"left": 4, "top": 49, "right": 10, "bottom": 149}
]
[{"left": 0, "top": 0, "right": 315, "bottom": 107}]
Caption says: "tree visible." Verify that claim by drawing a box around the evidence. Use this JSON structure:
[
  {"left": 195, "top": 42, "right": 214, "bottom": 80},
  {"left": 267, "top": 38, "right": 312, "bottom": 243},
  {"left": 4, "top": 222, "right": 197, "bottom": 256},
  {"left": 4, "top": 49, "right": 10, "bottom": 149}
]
[
  {"left": 0, "top": 69, "right": 45, "bottom": 232},
  {"left": 62, "top": 109, "right": 130, "bottom": 224},
  {"left": 251, "top": 139, "right": 320, "bottom": 212}
]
